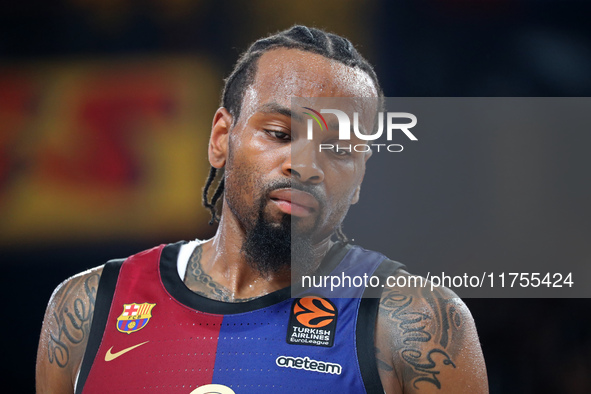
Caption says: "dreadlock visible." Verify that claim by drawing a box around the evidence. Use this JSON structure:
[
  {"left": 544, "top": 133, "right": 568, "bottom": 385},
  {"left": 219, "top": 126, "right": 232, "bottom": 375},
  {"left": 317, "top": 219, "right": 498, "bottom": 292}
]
[
  {"left": 202, "top": 166, "right": 224, "bottom": 225},
  {"left": 203, "top": 25, "right": 384, "bottom": 243}
]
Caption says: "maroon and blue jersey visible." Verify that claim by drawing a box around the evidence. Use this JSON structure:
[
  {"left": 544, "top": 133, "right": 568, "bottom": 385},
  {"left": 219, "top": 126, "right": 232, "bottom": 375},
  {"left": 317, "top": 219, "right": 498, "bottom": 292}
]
[{"left": 76, "top": 241, "right": 403, "bottom": 394}]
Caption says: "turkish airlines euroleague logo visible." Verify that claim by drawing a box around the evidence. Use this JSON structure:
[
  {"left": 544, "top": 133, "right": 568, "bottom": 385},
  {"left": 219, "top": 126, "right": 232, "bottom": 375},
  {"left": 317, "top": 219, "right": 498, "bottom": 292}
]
[{"left": 287, "top": 296, "right": 338, "bottom": 347}]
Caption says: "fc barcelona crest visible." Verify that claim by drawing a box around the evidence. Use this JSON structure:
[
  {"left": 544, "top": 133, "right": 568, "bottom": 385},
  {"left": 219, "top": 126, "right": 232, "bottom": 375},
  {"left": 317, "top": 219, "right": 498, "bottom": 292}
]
[{"left": 116, "top": 303, "right": 156, "bottom": 334}]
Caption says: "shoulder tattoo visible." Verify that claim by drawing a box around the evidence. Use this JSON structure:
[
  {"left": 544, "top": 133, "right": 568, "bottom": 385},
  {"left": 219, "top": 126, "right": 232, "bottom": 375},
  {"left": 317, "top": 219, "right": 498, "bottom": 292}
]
[
  {"left": 47, "top": 273, "right": 100, "bottom": 368},
  {"left": 379, "top": 287, "right": 463, "bottom": 390}
]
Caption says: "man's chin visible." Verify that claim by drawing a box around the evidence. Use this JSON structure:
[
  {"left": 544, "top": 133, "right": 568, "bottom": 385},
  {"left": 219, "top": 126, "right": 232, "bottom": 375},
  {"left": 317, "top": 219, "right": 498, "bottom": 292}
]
[
  {"left": 241, "top": 211, "right": 290, "bottom": 277},
  {"left": 290, "top": 215, "right": 319, "bottom": 236},
  {"left": 241, "top": 212, "right": 317, "bottom": 278}
]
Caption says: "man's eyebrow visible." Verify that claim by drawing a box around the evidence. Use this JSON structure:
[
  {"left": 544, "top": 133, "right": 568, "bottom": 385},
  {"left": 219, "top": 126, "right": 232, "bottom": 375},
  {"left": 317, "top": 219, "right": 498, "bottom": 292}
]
[{"left": 257, "top": 103, "right": 304, "bottom": 122}]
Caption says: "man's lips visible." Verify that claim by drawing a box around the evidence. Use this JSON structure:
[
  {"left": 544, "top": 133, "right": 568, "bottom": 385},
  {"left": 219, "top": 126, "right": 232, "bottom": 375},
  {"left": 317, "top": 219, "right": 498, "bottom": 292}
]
[{"left": 268, "top": 189, "right": 320, "bottom": 217}]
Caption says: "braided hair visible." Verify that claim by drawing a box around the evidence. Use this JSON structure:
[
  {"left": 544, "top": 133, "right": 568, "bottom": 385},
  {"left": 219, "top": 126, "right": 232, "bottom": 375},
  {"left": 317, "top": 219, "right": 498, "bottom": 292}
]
[{"left": 203, "top": 25, "right": 383, "bottom": 242}]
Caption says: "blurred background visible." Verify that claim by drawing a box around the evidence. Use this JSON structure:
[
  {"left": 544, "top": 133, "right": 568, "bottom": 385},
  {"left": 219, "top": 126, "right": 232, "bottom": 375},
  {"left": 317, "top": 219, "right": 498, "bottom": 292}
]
[{"left": 1, "top": 0, "right": 590, "bottom": 392}]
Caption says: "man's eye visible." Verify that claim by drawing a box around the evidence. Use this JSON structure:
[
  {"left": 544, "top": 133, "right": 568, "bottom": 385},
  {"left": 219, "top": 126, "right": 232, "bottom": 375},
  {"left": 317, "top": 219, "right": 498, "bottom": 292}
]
[
  {"left": 331, "top": 144, "right": 350, "bottom": 156},
  {"left": 266, "top": 130, "right": 290, "bottom": 141}
]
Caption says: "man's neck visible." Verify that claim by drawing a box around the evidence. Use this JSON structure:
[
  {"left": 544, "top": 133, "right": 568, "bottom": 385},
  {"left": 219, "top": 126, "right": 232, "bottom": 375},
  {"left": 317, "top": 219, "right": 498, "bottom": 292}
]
[{"left": 183, "top": 214, "right": 334, "bottom": 302}]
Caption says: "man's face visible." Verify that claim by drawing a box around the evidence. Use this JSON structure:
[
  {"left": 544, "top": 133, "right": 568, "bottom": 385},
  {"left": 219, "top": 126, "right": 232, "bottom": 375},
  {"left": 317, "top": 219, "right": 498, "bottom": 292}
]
[{"left": 216, "top": 48, "right": 378, "bottom": 272}]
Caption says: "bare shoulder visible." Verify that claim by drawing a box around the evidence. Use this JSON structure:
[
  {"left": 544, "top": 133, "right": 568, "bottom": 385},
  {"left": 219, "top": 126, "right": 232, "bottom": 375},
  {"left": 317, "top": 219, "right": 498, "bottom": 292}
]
[
  {"left": 36, "top": 265, "right": 103, "bottom": 394},
  {"left": 375, "top": 270, "right": 489, "bottom": 394}
]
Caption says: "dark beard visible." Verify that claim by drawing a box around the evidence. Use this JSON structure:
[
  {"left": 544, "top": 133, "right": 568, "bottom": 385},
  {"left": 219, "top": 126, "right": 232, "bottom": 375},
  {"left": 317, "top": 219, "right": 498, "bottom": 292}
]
[{"left": 241, "top": 193, "right": 314, "bottom": 278}]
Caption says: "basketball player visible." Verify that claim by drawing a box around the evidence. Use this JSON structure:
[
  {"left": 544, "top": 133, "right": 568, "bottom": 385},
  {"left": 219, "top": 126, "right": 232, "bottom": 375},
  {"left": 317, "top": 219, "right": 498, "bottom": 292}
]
[{"left": 36, "top": 26, "right": 488, "bottom": 393}]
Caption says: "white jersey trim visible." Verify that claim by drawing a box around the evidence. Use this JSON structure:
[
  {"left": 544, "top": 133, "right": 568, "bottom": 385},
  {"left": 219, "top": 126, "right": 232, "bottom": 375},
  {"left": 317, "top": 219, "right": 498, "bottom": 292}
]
[{"left": 177, "top": 239, "right": 204, "bottom": 281}]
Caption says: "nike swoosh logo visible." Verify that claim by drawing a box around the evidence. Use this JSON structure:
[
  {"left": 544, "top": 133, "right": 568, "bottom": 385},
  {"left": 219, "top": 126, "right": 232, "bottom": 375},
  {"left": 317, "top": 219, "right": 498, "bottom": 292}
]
[{"left": 105, "top": 341, "right": 149, "bottom": 361}]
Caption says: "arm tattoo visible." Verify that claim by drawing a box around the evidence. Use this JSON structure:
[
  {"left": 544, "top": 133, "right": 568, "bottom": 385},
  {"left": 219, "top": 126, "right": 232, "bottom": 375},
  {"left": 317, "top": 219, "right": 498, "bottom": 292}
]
[
  {"left": 186, "top": 246, "right": 258, "bottom": 302},
  {"left": 47, "top": 273, "right": 99, "bottom": 368},
  {"left": 380, "top": 288, "right": 462, "bottom": 390}
]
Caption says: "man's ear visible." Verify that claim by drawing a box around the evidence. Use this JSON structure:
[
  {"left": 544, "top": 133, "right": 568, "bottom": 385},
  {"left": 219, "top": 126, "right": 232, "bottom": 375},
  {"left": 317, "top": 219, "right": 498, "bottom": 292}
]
[
  {"left": 351, "top": 149, "right": 372, "bottom": 204},
  {"left": 351, "top": 185, "right": 361, "bottom": 205},
  {"left": 209, "top": 107, "right": 233, "bottom": 168}
]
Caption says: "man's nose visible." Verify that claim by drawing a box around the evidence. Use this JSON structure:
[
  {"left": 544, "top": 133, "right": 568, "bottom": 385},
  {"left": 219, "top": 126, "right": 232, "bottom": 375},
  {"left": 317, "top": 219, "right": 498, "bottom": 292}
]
[{"left": 282, "top": 142, "right": 324, "bottom": 184}]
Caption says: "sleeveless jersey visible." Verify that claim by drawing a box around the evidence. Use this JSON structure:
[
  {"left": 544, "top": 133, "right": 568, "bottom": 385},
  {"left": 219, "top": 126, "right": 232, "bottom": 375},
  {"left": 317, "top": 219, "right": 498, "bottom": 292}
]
[{"left": 76, "top": 241, "right": 403, "bottom": 394}]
